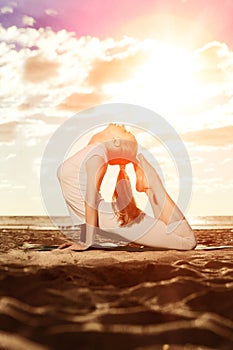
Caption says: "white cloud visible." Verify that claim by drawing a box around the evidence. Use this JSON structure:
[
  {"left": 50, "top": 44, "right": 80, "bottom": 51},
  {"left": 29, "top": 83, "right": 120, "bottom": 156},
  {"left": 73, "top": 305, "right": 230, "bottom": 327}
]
[
  {"left": 0, "top": 182, "right": 11, "bottom": 188},
  {"left": 5, "top": 153, "right": 16, "bottom": 160},
  {"left": 0, "top": 6, "right": 13, "bottom": 14},
  {"left": 0, "top": 25, "right": 232, "bottom": 214},
  {"left": 0, "top": 26, "right": 147, "bottom": 122},
  {"left": 45, "top": 9, "right": 58, "bottom": 16},
  {"left": 0, "top": 26, "right": 232, "bottom": 131},
  {"left": 194, "top": 177, "right": 233, "bottom": 192},
  {"left": 222, "top": 158, "right": 232, "bottom": 165},
  {"left": 194, "top": 41, "right": 233, "bottom": 102},
  {"left": 188, "top": 156, "right": 204, "bottom": 165},
  {"left": 22, "top": 15, "right": 36, "bottom": 26},
  {"left": 13, "top": 185, "right": 26, "bottom": 189}
]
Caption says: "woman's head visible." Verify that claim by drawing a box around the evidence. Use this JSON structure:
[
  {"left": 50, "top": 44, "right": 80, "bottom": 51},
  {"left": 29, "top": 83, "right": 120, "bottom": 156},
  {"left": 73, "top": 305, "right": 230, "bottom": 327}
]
[
  {"left": 104, "top": 124, "right": 138, "bottom": 166},
  {"left": 89, "top": 123, "right": 138, "bottom": 166}
]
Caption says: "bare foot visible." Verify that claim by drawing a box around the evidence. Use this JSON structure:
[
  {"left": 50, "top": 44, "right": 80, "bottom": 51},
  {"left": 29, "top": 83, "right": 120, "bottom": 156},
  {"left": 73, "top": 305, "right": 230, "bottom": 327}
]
[
  {"left": 135, "top": 153, "right": 159, "bottom": 193},
  {"left": 134, "top": 159, "right": 149, "bottom": 193},
  {"left": 138, "top": 153, "right": 158, "bottom": 181}
]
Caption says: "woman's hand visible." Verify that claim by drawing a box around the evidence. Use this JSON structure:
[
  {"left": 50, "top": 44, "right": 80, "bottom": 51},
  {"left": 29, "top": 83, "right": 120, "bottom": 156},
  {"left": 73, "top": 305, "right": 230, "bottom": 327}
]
[{"left": 58, "top": 241, "right": 90, "bottom": 251}]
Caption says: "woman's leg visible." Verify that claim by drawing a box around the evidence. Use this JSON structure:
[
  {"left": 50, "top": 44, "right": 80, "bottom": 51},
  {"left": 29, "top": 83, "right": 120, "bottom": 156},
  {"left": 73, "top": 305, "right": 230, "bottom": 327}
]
[
  {"left": 98, "top": 200, "right": 196, "bottom": 250},
  {"left": 136, "top": 154, "right": 196, "bottom": 248},
  {"left": 132, "top": 218, "right": 196, "bottom": 250},
  {"left": 137, "top": 154, "right": 187, "bottom": 225}
]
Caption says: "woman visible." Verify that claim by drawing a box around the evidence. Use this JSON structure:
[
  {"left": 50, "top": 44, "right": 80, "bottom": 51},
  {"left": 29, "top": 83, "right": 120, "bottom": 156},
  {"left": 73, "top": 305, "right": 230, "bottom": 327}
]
[{"left": 57, "top": 124, "right": 196, "bottom": 250}]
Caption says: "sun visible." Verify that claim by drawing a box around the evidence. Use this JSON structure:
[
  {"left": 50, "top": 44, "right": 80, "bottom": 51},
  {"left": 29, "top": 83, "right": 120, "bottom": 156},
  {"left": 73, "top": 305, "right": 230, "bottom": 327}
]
[
  {"left": 134, "top": 43, "right": 200, "bottom": 112},
  {"left": 103, "top": 41, "right": 202, "bottom": 129}
]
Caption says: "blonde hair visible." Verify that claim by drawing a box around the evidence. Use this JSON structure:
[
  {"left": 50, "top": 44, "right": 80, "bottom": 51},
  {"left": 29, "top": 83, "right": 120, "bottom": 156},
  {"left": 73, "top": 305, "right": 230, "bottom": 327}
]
[
  {"left": 112, "top": 166, "right": 145, "bottom": 226},
  {"left": 110, "top": 126, "right": 141, "bottom": 225}
]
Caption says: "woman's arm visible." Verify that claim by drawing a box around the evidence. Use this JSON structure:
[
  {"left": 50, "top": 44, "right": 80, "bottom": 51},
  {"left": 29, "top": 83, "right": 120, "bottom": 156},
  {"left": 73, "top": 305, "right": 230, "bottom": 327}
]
[
  {"left": 85, "top": 155, "right": 107, "bottom": 246},
  {"left": 58, "top": 155, "right": 107, "bottom": 251}
]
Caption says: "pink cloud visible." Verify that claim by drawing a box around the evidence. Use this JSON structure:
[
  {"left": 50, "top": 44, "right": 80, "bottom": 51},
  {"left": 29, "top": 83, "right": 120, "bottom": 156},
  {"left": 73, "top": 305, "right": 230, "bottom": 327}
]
[
  {"left": 0, "top": 121, "right": 18, "bottom": 142},
  {"left": 23, "top": 55, "right": 59, "bottom": 82},
  {"left": 182, "top": 126, "right": 233, "bottom": 146},
  {"left": 87, "top": 51, "right": 146, "bottom": 87},
  {"left": 58, "top": 92, "right": 109, "bottom": 111}
]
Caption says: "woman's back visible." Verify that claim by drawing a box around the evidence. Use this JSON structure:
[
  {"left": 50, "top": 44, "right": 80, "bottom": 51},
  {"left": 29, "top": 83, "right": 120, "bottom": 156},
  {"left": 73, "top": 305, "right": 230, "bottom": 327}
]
[{"left": 57, "top": 143, "right": 108, "bottom": 222}]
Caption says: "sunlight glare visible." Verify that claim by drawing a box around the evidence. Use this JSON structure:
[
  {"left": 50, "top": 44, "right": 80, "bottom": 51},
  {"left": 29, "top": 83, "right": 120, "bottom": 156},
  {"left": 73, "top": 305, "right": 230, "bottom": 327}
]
[
  {"left": 104, "top": 42, "right": 203, "bottom": 130},
  {"left": 135, "top": 44, "right": 199, "bottom": 110}
]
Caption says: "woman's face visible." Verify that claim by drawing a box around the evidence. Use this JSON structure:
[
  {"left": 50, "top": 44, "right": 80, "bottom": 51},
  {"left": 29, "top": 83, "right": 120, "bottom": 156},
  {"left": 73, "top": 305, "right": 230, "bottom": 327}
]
[
  {"left": 107, "top": 137, "right": 137, "bottom": 166},
  {"left": 108, "top": 158, "right": 129, "bottom": 166}
]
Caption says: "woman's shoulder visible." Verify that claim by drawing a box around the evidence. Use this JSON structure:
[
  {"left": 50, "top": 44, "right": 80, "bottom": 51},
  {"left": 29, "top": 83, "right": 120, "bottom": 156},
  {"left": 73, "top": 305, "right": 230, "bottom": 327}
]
[{"left": 63, "top": 143, "right": 107, "bottom": 165}]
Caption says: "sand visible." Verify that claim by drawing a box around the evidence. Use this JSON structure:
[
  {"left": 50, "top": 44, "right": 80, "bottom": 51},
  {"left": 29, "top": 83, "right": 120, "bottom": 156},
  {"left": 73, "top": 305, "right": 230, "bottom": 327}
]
[{"left": 0, "top": 228, "right": 233, "bottom": 350}]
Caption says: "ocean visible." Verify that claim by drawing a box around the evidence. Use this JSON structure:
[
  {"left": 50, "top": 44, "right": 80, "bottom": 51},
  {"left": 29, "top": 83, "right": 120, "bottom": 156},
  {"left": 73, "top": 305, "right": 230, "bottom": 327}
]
[{"left": 0, "top": 215, "right": 233, "bottom": 230}]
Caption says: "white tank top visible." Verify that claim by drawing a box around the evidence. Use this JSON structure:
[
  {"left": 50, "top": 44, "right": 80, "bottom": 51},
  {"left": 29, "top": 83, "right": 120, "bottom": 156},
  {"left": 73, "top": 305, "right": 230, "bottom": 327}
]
[{"left": 57, "top": 143, "right": 108, "bottom": 224}]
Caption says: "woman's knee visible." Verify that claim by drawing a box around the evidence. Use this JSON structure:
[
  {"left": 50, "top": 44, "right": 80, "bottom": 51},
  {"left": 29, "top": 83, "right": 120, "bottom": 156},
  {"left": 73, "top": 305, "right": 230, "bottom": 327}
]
[
  {"left": 169, "top": 220, "right": 196, "bottom": 249},
  {"left": 182, "top": 234, "right": 197, "bottom": 250}
]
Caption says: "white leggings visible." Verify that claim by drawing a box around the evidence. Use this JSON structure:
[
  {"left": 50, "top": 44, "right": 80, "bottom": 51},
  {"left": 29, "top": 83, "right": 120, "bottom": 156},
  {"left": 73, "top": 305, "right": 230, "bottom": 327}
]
[
  {"left": 98, "top": 201, "right": 196, "bottom": 251},
  {"left": 132, "top": 219, "right": 196, "bottom": 250}
]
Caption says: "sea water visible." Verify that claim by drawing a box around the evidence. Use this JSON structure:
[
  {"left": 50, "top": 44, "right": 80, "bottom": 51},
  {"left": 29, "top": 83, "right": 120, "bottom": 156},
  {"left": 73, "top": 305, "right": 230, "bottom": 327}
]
[{"left": 0, "top": 216, "right": 232, "bottom": 230}]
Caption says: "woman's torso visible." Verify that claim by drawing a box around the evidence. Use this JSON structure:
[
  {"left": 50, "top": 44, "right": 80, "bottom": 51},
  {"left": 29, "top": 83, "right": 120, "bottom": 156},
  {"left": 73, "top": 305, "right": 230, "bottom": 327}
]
[{"left": 57, "top": 143, "right": 108, "bottom": 223}]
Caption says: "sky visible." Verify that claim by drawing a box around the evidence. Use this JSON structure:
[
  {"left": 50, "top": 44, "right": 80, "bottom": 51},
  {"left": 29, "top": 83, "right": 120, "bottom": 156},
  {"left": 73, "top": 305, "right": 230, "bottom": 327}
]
[{"left": 0, "top": 0, "right": 232, "bottom": 216}]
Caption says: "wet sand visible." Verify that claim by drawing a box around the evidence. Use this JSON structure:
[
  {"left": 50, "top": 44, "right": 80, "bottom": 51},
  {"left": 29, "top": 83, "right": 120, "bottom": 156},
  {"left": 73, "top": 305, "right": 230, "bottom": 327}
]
[{"left": 0, "top": 228, "right": 233, "bottom": 350}]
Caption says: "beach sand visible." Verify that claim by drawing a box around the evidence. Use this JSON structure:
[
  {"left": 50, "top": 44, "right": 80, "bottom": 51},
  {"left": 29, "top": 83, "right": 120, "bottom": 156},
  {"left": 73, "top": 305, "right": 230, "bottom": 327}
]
[{"left": 0, "top": 228, "right": 233, "bottom": 350}]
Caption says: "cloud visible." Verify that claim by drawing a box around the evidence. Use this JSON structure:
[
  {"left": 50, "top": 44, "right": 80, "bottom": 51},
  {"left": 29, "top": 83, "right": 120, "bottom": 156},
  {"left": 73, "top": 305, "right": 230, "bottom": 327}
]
[
  {"left": 5, "top": 153, "right": 16, "bottom": 160},
  {"left": 19, "top": 95, "right": 47, "bottom": 110},
  {"left": 87, "top": 51, "right": 146, "bottom": 87},
  {"left": 22, "top": 15, "right": 36, "bottom": 26},
  {"left": 0, "top": 26, "right": 148, "bottom": 119},
  {"left": 181, "top": 126, "right": 233, "bottom": 146},
  {"left": 196, "top": 41, "right": 230, "bottom": 67},
  {"left": 222, "top": 157, "right": 232, "bottom": 165},
  {"left": 17, "top": 120, "right": 57, "bottom": 146},
  {"left": 194, "top": 177, "right": 233, "bottom": 192},
  {"left": 26, "top": 114, "right": 68, "bottom": 125},
  {"left": 0, "top": 121, "right": 18, "bottom": 142},
  {"left": 1, "top": 6, "right": 14, "bottom": 14},
  {"left": 0, "top": 25, "right": 232, "bottom": 144},
  {"left": 0, "top": 24, "right": 232, "bottom": 215},
  {"left": 0, "top": 182, "right": 12, "bottom": 189},
  {"left": 23, "top": 55, "right": 59, "bottom": 82},
  {"left": 195, "top": 41, "right": 233, "bottom": 85},
  {"left": 180, "top": 94, "right": 230, "bottom": 116},
  {"left": 45, "top": 9, "right": 58, "bottom": 16},
  {"left": 58, "top": 92, "right": 109, "bottom": 111}
]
